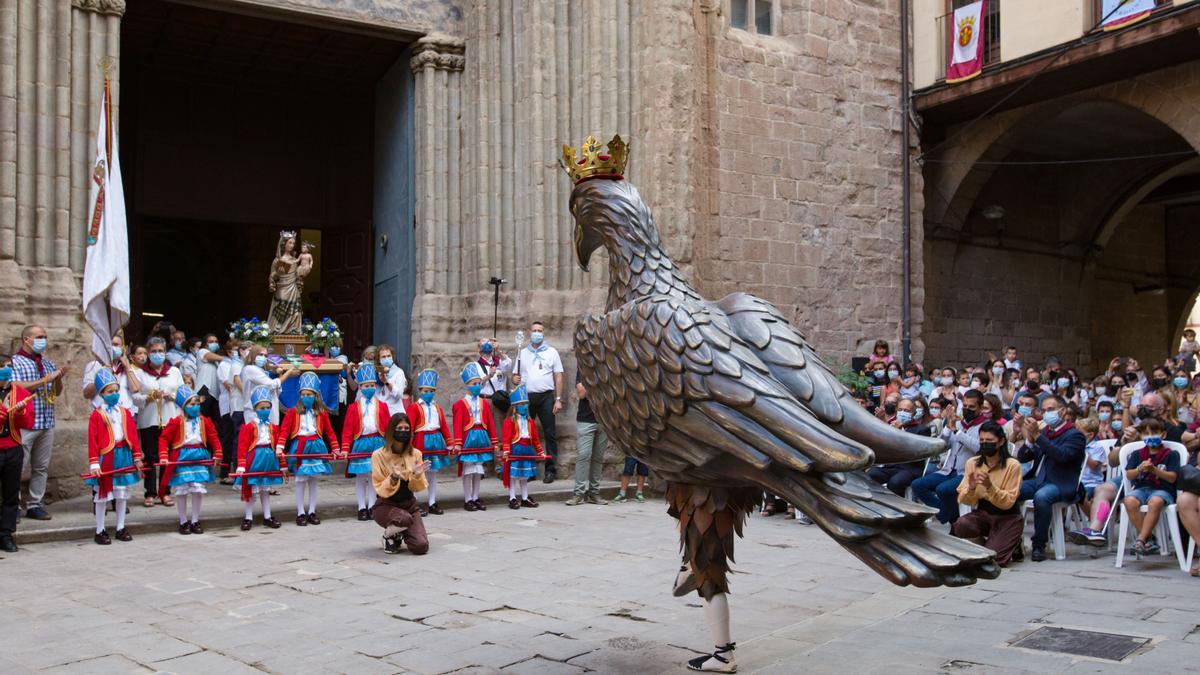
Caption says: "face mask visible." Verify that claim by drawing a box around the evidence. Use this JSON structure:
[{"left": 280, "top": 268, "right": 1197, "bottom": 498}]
[
  {"left": 362, "top": 358, "right": 375, "bottom": 366},
  {"left": 888, "top": 370, "right": 899, "bottom": 379},
  {"left": 1137, "top": 406, "right": 1155, "bottom": 420},
  {"left": 329, "top": 347, "right": 341, "bottom": 357},
  {"left": 420, "top": 392, "right": 434, "bottom": 404},
  {"left": 913, "top": 407, "right": 924, "bottom": 419},
  {"left": 173, "top": 341, "right": 183, "bottom": 350},
  {"left": 929, "top": 406, "right": 942, "bottom": 417},
  {"left": 1011, "top": 379, "right": 1021, "bottom": 388},
  {"left": 300, "top": 395, "right": 316, "bottom": 410},
  {"left": 896, "top": 411, "right": 913, "bottom": 425},
  {"left": 468, "top": 384, "right": 483, "bottom": 397},
  {"left": 1017, "top": 404, "right": 1033, "bottom": 417},
  {"left": 254, "top": 356, "right": 267, "bottom": 368},
  {"left": 979, "top": 441, "right": 999, "bottom": 457},
  {"left": 256, "top": 408, "right": 271, "bottom": 422},
  {"left": 31, "top": 337, "right": 47, "bottom": 353},
  {"left": 361, "top": 386, "right": 376, "bottom": 400},
  {"left": 962, "top": 407, "right": 979, "bottom": 423},
  {"left": 1042, "top": 410, "right": 1062, "bottom": 428},
  {"left": 1111, "top": 420, "right": 1123, "bottom": 431},
  {"left": 206, "top": 342, "right": 219, "bottom": 352},
  {"left": 516, "top": 404, "right": 529, "bottom": 416},
  {"left": 941, "top": 377, "right": 953, "bottom": 386},
  {"left": 393, "top": 429, "right": 411, "bottom": 444},
  {"left": 481, "top": 343, "right": 494, "bottom": 355},
  {"left": 1144, "top": 435, "right": 1163, "bottom": 448},
  {"left": 111, "top": 346, "right": 124, "bottom": 358},
  {"left": 1151, "top": 378, "right": 1167, "bottom": 389},
  {"left": 149, "top": 353, "right": 166, "bottom": 366},
  {"left": 1095, "top": 386, "right": 1106, "bottom": 397},
  {"left": 883, "top": 402, "right": 897, "bottom": 415},
  {"left": 1098, "top": 411, "right": 1111, "bottom": 422},
  {"left": 102, "top": 391, "right": 120, "bottom": 407},
  {"left": 971, "top": 381, "right": 983, "bottom": 390},
  {"left": 1174, "top": 377, "right": 1189, "bottom": 388},
  {"left": 530, "top": 331, "right": 544, "bottom": 345},
  {"left": 184, "top": 404, "right": 201, "bottom": 419},
  {"left": 1112, "top": 383, "right": 1125, "bottom": 393},
  {"left": 380, "top": 357, "right": 394, "bottom": 368},
  {"left": 873, "top": 370, "right": 885, "bottom": 379},
  {"left": 1057, "top": 378, "right": 1070, "bottom": 389}
]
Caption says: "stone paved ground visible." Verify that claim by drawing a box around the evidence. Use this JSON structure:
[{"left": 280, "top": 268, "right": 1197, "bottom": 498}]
[{"left": 1, "top": 501, "right": 1198, "bottom": 674}]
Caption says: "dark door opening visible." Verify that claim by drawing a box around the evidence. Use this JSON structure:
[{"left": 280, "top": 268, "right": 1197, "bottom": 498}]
[{"left": 119, "top": 0, "right": 409, "bottom": 351}]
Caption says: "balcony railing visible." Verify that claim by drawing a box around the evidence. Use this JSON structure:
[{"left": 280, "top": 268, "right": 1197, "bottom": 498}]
[{"left": 936, "top": 1, "right": 1002, "bottom": 82}]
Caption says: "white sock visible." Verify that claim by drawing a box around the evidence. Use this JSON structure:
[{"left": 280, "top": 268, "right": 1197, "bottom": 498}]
[
  {"left": 307, "top": 481, "right": 318, "bottom": 514},
  {"left": 296, "top": 479, "right": 308, "bottom": 515},
  {"left": 261, "top": 492, "right": 272, "bottom": 520},
  {"left": 177, "top": 496, "right": 189, "bottom": 525},
  {"left": 115, "top": 498, "right": 127, "bottom": 531},
  {"left": 509, "top": 482, "right": 517, "bottom": 500},
  {"left": 704, "top": 593, "right": 732, "bottom": 647},
  {"left": 190, "top": 493, "right": 203, "bottom": 523},
  {"left": 368, "top": 486, "right": 377, "bottom": 509},
  {"left": 520, "top": 478, "right": 529, "bottom": 501},
  {"left": 472, "top": 474, "right": 482, "bottom": 502},
  {"left": 356, "top": 474, "right": 370, "bottom": 510},
  {"left": 427, "top": 472, "right": 438, "bottom": 505},
  {"left": 463, "top": 476, "right": 472, "bottom": 504},
  {"left": 95, "top": 501, "right": 106, "bottom": 534},
  {"left": 244, "top": 502, "right": 254, "bottom": 520}
]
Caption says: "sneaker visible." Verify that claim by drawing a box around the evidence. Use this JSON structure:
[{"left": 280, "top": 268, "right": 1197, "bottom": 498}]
[
  {"left": 1086, "top": 530, "right": 1107, "bottom": 546},
  {"left": 509, "top": 498, "right": 521, "bottom": 510},
  {"left": 427, "top": 503, "right": 444, "bottom": 515},
  {"left": 586, "top": 494, "right": 608, "bottom": 505},
  {"left": 114, "top": 528, "right": 133, "bottom": 542},
  {"left": 1031, "top": 547, "right": 1046, "bottom": 562},
  {"left": 635, "top": 492, "right": 645, "bottom": 503},
  {"left": 0, "top": 537, "right": 17, "bottom": 553},
  {"left": 24, "top": 506, "right": 51, "bottom": 521},
  {"left": 686, "top": 643, "right": 737, "bottom": 673},
  {"left": 94, "top": 530, "right": 111, "bottom": 546},
  {"left": 796, "top": 513, "right": 813, "bottom": 525},
  {"left": 264, "top": 517, "right": 281, "bottom": 529},
  {"left": 241, "top": 519, "right": 252, "bottom": 531},
  {"left": 612, "top": 492, "right": 628, "bottom": 503},
  {"left": 564, "top": 496, "right": 585, "bottom": 506},
  {"left": 520, "top": 498, "right": 539, "bottom": 508},
  {"left": 1068, "top": 528, "right": 1094, "bottom": 546},
  {"left": 382, "top": 535, "right": 400, "bottom": 554}
]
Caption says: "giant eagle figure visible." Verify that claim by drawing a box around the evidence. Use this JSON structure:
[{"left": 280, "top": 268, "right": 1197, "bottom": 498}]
[{"left": 564, "top": 135, "right": 1000, "bottom": 672}]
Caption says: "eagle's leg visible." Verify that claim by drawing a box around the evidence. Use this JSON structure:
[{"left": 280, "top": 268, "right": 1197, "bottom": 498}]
[{"left": 667, "top": 483, "right": 760, "bottom": 673}]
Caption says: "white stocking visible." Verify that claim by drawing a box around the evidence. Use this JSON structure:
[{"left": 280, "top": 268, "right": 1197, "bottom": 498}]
[
  {"left": 703, "top": 593, "right": 732, "bottom": 648},
  {"left": 519, "top": 478, "right": 529, "bottom": 501},
  {"left": 176, "top": 495, "right": 189, "bottom": 525},
  {"left": 115, "top": 498, "right": 127, "bottom": 531},
  {"left": 462, "top": 476, "right": 472, "bottom": 504},
  {"left": 307, "top": 480, "right": 319, "bottom": 514},
  {"left": 296, "top": 479, "right": 308, "bottom": 515},
  {"left": 244, "top": 501, "right": 254, "bottom": 520},
  {"left": 190, "top": 493, "right": 203, "bottom": 523},
  {"left": 94, "top": 501, "right": 107, "bottom": 534},
  {"left": 356, "top": 474, "right": 370, "bottom": 510},
  {"left": 426, "top": 471, "right": 438, "bottom": 505},
  {"left": 509, "top": 481, "right": 517, "bottom": 500},
  {"left": 261, "top": 492, "right": 272, "bottom": 520},
  {"left": 472, "top": 474, "right": 482, "bottom": 501}
]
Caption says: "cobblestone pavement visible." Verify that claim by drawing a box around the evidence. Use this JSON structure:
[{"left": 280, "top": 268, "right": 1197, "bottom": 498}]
[{"left": 2, "top": 500, "right": 1198, "bottom": 674}]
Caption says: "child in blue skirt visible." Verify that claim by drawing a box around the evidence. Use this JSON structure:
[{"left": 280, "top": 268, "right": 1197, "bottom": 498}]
[
  {"left": 501, "top": 385, "right": 541, "bottom": 509},
  {"left": 452, "top": 362, "right": 499, "bottom": 511},
  {"left": 85, "top": 368, "right": 143, "bottom": 545},
  {"left": 234, "top": 386, "right": 285, "bottom": 530},
  {"left": 405, "top": 369, "right": 453, "bottom": 515},
  {"left": 341, "top": 364, "right": 391, "bottom": 520},
  {"left": 275, "top": 372, "right": 341, "bottom": 526},
  {"left": 158, "top": 385, "right": 223, "bottom": 534}
]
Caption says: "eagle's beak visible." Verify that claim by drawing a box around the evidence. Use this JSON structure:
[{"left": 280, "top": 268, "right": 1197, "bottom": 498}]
[{"left": 574, "top": 220, "right": 602, "bottom": 272}]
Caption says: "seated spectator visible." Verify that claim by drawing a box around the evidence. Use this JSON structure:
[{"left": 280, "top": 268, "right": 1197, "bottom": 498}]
[
  {"left": 983, "top": 393, "right": 1006, "bottom": 423},
  {"left": 1050, "top": 371, "right": 1077, "bottom": 406},
  {"left": 1095, "top": 400, "right": 1118, "bottom": 441},
  {"left": 1015, "top": 395, "right": 1086, "bottom": 562},
  {"left": 934, "top": 367, "right": 959, "bottom": 404},
  {"left": 1176, "top": 450, "right": 1199, "bottom": 576},
  {"left": 956, "top": 369, "right": 972, "bottom": 395},
  {"left": 865, "top": 362, "right": 889, "bottom": 411},
  {"left": 1147, "top": 365, "right": 1172, "bottom": 394},
  {"left": 1122, "top": 418, "right": 1181, "bottom": 556},
  {"left": 1068, "top": 417, "right": 1117, "bottom": 547},
  {"left": 867, "top": 398, "right": 932, "bottom": 496},
  {"left": 969, "top": 371, "right": 989, "bottom": 394},
  {"left": 925, "top": 397, "right": 951, "bottom": 438},
  {"left": 1002, "top": 345, "right": 1022, "bottom": 372},
  {"left": 996, "top": 366, "right": 1020, "bottom": 413},
  {"left": 952, "top": 421, "right": 1023, "bottom": 566},
  {"left": 866, "top": 339, "right": 894, "bottom": 367},
  {"left": 1173, "top": 369, "right": 1197, "bottom": 426},
  {"left": 874, "top": 391, "right": 900, "bottom": 423},
  {"left": 911, "top": 390, "right": 988, "bottom": 525}
]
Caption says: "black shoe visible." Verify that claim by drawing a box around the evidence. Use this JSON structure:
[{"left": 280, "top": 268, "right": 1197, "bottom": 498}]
[
  {"left": 25, "top": 506, "right": 51, "bottom": 521},
  {"left": 264, "top": 517, "right": 281, "bottom": 529},
  {"left": 509, "top": 498, "right": 520, "bottom": 510},
  {"left": 190, "top": 522, "right": 204, "bottom": 535},
  {"left": 542, "top": 474, "right": 555, "bottom": 484},
  {"left": 427, "top": 503, "right": 444, "bottom": 515},
  {"left": 357, "top": 508, "right": 369, "bottom": 521},
  {"left": 178, "top": 523, "right": 191, "bottom": 535},
  {"left": 95, "top": 530, "right": 112, "bottom": 545},
  {"left": 307, "top": 513, "right": 321, "bottom": 525},
  {"left": 241, "top": 519, "right": 252, "bottom": 531},
  {"left": 367, "top": 507, "right": 374, "bottom": 518},
  {"left": 521, "top": 498, "right": 539, "bottom": 508},
  {"left": 464, "top": 501, "right": 478, "bottom": 512},
  {"left": 419, "top": 507, "right": 429, "bottom": 517},
  {"left": 1011, "top": 542, "right": 1025, "bottom": 562},
  {"left": 115, "top": 528, "right": 133, "bottom": 542},
  {"left": 473, "top": 500, "right": 487, "bottom": 511},
  {"left": 296, "top": 515, "right": 308, "bottom": 527},
  {"left": 1031, "top": 547, "right": 1046, "bottom": 562},
  {"left": 0, "top": 537, "right": 17, "bottom": 553}
]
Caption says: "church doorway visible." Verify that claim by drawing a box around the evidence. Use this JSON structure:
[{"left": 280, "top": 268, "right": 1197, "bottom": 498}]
[{"left": 118, "top": 0, "right": 413, "bottom": 353}]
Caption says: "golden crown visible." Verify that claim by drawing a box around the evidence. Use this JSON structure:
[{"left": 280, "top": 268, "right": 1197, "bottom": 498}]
[{"left": 561, "top": 134, "right": 628, "bottom": 184}]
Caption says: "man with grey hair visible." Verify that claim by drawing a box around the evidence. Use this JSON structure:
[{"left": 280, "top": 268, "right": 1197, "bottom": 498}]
[{"left": 10, "top": 324, "right": 66, "bottom": 520}]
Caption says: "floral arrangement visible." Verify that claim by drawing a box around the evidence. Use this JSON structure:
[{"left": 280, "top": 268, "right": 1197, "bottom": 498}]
[
  {"left": 229, "top": 317, "right": 272, "bottom": 347},
  {"left": 302, "top": 316, "right": 342, "bottom": 351}
]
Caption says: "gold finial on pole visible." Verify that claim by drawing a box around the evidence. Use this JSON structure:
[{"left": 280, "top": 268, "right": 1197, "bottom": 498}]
[{"left": 98, "top": 56, "right": 115, "bottom": 79}]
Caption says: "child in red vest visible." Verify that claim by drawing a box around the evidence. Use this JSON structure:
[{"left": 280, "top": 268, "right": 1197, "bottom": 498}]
[
  {"left": 501, "top": 385, "right": 541, "bottom": 509},
  {"left": 85, "top": 368, "right": 143, "bottom": 545},
  {"left": 405, "top": 369, "right": 453, "bottom": 515},
  {"left": 276, "top": 372, "right": 341, "bottom": 526},
  {"left": 234, "top": 386, "right": 285, "bottom": 530},
  {"left": 452, "top": 362, "right": 499, "bottom": 511},
  {"left": 342, "top": 364, "right": 391, "bottom": 520},
  {"left": 159, "top": 385, "right": 222, "bottom": 535}
]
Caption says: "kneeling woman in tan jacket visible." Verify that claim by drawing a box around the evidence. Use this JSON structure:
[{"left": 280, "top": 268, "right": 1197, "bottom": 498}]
[{"left": 372, "top": 413, "right": 432, "bottom": 554}]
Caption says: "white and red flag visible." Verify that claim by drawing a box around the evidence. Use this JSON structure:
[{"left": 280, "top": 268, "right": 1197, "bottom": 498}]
[
  {"left": 81, "top": 69, "right": 130, "bottom": 363},
  {"left": 1101, "top": 0, "right": 1156, "bottom": 31},
  {"left": 946, "top": 0, "right": 987, "bottom": 84}
]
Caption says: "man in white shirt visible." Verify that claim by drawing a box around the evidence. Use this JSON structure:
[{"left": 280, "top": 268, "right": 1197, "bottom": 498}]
[{"left": 511, "top": 321, "right": 565, "bottom": 483}]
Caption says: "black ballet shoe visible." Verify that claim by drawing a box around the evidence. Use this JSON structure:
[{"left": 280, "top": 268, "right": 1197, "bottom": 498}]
[
  {"left": 520, "top": 498, "right": 539, "bottom": 508},
  {"left": 509, "top": 498, "right": 520, "bottom": 510},
  {"left": 427, "top": 503, "right": 444, "bottom": 515},
  {"left": 264, "top": 517, "right": 281, "bottom": 529},
  {"left": 114, "top": 528, "right": 133, "bottom": 542},
  {"left": 307, "top": 513, "right": 321, "bottom": 525},
  {"left": 357, "top": 508, "right": 369, "bottom": 521},
  {"left": 241, "top": 519, "right": 252, "bottom": 531},
  {"left": 94, "top": 530, "right": 111, "bottom": 545},
  {"left": 178, "top": 523, "right": 191, "bottom": 535},
  {"left": 473, "top": 500, "right": 487, "bottom": 511},
  {"left": 464, "top": 501, "right": 478, "bottom": 512},
  {"left": 296, "top": 515, "right": 308, "bottom": 526}
]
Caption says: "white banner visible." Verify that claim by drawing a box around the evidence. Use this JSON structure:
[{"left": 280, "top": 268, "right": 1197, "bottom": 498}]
[
  {"left": 950, "top": 1, "right": 985, "bottom": 66},
  {"left": 1101, "top": 0, "right": 1156, "bottom": 31}
]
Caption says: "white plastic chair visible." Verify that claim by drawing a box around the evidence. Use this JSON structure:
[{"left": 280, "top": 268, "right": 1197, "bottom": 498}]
[
  {"left": 1020, "top": 451, "right": 1089, "bottom": 561},
  {"left": 901, "top": 458, "right": 930, "bottom": 503},
  {"left": 1114, "top": 441, "right": 1190, "bottom": 571}
]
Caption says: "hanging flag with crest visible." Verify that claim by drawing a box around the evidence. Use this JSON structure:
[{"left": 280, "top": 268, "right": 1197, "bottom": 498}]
[
  {"left": 1101, "top": 0, "right": 1156, "bottom": 31},
  {"left": 81, "top": 58, "right": 130, "bottom": 364},
  {"left": 946, "top": 0, "right": 987, "bottom": 84}
]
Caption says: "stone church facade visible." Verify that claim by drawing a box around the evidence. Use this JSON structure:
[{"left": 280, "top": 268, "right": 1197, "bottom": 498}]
[{"left": 0, "top": 0, "right": 914, "bottom": 498}]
